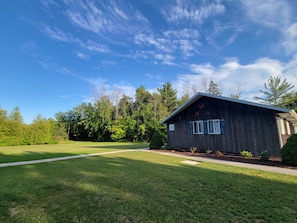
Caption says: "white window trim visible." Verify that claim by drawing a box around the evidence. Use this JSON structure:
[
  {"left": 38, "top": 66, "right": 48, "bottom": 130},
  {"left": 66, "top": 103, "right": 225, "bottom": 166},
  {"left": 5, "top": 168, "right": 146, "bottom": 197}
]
[
  {"left": 207, "top": 119, "right": 221, "bottom": 135},
  {"left": 193, "top": 120, "right": 204, "bottom": 134}
]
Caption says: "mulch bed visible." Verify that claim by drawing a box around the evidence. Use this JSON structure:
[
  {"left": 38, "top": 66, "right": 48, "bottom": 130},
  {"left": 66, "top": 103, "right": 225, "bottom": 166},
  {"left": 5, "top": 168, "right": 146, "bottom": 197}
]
[{"left": 154, "top": 149, "right": 297, "bottom": 170}]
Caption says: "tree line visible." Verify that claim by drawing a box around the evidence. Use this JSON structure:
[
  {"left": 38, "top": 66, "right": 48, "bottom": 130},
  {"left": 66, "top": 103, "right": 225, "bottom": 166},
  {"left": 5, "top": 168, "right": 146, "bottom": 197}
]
[
  {"left": 1, "top": 76, "right": 296, "bottom": 146},
  {"left": 0, "top": 107, "right": 67, "bottom": 146}
]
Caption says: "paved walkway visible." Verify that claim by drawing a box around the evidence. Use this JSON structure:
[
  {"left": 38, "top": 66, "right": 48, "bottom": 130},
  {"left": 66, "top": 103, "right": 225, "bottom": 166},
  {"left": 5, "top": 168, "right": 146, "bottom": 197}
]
[
  {"left": 0, "top": 149, "right": 139, "bottom": 168},
  {"left": 1, "top": 148, "right": 297, "bottom": 177},
  {"left": 146, "top": 150, "right": 297, "bottom": 177}
]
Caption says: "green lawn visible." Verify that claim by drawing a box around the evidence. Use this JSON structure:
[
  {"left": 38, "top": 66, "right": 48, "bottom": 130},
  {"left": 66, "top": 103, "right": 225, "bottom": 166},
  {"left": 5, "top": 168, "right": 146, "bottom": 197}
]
[
  {"left": 0, "top": 141, "right": 149, "bottom": 163},
  {"left": 0, "top": 151, "right": 297, "bottom": 222}
]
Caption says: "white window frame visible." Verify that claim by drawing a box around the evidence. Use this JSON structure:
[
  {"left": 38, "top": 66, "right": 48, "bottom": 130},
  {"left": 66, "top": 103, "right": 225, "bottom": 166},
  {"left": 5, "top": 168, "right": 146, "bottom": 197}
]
[
  {"left": 207, "top": 119, "right": 221, "bottom": 135},
  {"left": 193, "top": 120, "right": 204, "bottom": 134},
  {"left": 286, "top": 121, "right": 291, "bottom": 135},
  {"left": 169, "top": 124, "right": 175, "bottom": 132},
  {"left": 279, "top": 119, "right": 285, "bottom": 135}
]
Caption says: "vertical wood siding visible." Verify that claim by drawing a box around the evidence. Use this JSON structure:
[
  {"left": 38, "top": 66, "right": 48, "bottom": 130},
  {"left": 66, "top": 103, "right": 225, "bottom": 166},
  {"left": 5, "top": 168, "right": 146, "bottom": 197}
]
[{"left": 166, "top": 97, "right": 282, "bottom": 156}]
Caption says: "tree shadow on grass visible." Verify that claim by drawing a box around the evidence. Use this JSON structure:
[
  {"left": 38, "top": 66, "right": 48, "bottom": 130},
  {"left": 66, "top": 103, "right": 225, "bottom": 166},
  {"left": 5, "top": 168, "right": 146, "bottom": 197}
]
[{"left": 0, "top": 152, "right": 297, "bottom": 222}]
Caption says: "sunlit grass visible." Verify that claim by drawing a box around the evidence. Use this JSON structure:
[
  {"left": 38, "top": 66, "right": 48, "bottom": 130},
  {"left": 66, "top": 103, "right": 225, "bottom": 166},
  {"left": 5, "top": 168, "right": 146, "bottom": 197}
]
[
  {"left": 0, "top": 151, "right": 297, "bottom": 222},
  {"left": 0, "top": 141, "right": 148, "bottom": 163}
]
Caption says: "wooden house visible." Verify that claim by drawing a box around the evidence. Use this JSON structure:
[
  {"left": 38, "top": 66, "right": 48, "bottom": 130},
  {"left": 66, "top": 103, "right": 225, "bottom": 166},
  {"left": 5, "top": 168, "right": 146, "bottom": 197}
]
[{"left": 162, "top": 92, "right": 297, "bottom": 157}]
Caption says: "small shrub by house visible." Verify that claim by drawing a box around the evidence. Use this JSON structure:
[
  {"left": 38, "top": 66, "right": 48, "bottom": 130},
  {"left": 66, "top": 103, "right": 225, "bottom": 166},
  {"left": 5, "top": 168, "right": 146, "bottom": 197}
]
[
  {"left": 149, "top": 131, "right": 164, "bottom": 149},
  {"left": 281, "top": 134, "right": 297, "bottom": 166}
]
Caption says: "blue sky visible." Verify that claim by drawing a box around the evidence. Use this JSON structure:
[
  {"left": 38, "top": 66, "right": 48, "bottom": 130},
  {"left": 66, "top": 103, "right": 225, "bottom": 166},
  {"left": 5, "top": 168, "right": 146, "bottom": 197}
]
[{"left": 1, "top": 0, "right": 297, "bottom": 124}]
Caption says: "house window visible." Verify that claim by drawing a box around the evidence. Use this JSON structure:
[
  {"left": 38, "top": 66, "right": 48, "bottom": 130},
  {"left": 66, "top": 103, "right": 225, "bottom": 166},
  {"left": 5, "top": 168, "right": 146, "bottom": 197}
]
[
  {"left": 169, "top": 124, "right": 175, "bottom": 131},
  {"left": 189, "top": 119, "right": 225, "bottom": 135},
  {"left": 207, "top": 119, "right": 221, "bottom": 134},
  {"left": 193, "top": 121, "right": 204, "bottom": 134}
]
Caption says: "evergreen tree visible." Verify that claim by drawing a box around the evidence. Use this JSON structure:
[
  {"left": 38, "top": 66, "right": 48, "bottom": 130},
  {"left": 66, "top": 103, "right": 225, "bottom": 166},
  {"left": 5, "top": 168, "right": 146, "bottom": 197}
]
[
  {"left": 255, "top": 76, "right": 294, "bottom": 106},
  {"left": 158, "top": 82, "right": 178, "bottom": 115},
  {"left": 207, "top": 79, "right": 222, "bottom": 95}
]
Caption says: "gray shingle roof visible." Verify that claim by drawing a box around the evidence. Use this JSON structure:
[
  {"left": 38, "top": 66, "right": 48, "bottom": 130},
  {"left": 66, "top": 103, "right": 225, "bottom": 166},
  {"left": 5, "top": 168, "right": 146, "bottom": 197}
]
[{"left": 162, "top": 92, "right": 297, "bottom": 124}]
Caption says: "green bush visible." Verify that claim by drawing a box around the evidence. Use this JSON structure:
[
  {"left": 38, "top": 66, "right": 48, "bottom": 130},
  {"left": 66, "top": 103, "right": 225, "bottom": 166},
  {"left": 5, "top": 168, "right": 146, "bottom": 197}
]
[
  {"left": 240, "top": 150, "right": 253, "bottom": 158},
  {"left": 281, "top": 134, "right": 297, "bottom": 166},
  {"left": 259, "top": 150, "right": 269, "bottom": 162},
  {"left": 149, "top": 131, "right": 164, "bottom": 149}
]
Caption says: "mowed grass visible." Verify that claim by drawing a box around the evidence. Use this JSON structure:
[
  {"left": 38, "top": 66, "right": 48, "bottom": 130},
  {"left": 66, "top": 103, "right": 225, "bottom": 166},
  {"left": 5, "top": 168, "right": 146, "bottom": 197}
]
[
  {"left": 0, "top": 141, "right": 148, "bottom": 163},
  {"left": 1, "top": 151, "right": 297, "bottom": 223}
]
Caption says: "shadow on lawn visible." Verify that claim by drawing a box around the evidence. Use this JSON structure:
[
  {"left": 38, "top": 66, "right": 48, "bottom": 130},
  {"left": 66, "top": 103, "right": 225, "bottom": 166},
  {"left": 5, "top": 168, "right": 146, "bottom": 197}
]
[{"left": 1, "top": 152, "right": 297, "bottom": 222}]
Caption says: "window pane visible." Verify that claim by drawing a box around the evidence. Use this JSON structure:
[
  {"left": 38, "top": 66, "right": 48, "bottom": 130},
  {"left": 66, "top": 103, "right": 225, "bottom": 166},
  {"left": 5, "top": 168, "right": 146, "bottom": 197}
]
[{"left": 208, "top": 119, "right": 221, "bottom": 134}]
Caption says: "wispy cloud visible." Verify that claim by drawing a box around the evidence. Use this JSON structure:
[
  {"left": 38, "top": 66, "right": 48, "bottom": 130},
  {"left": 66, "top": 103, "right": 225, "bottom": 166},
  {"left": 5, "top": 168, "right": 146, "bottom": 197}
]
[
  {"left": 63, "top": 0, "right": 150, "bottom": 38},
  {"left": 240, "top": 0, "right": 291, "bottom": 29},
  {"left": 155, "top": 53, "right": 176, "bottom": 65},
  {"left": 134, "top": 29, "right": 201, "bottom": 60},
  {"left": 240, "top": 0, "right": 297, "bottom": 55},
  {"left": 57, "top": 67, "right": 70, "bottom": 74},
  {"left": 134, "top": 33, "right": 172, "bottom": 53},
  {"left": 282, "top": 23, "right": 297, "bottom": 55},
  {"left": 76, "top": 52, "right": 89, "bottom": 60},
  {"left": 98, "top": 60, "right": 117, "bottom": 69},
  {"left": 145, "top": 73, "right": 162, "bottom": 80},
  {"left": 77, "top": 40, "right": 110, "bottom": 53},
  {"left": 43, "top": 26, "right": 110, "bottom": 53},
  {"left": 39, "top": 0, "right": 59, "bottom": 8},
  {"left": 43, "top": 26, "right": 73, "bottom": 42},
  {"left": 163, "top": 29, "right": 201, "bottom": 57},
  {"left": 162, "top": 0, "right": 225, "bottom": 25}
]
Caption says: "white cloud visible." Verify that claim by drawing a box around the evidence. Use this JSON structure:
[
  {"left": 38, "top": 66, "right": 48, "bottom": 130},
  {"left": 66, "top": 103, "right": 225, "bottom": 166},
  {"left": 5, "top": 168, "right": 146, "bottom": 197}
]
[
  {"left": 76, "top": 52, "right": 89, "bottom": 60},
  {"left": 77, "top": 40, "right": 110, "bottom": 53},
  {"left": 145, "top": 73, "right": 162, "bottom": 80},
  {"left": 174, "top": 57, "right": 297, "bottom": 101},
  {"left": 39, "top": 0, "right": 58, "bottom": 8},
  {"left": 155, "top": 53, "right": 176, "bottom": 65},
  {"left": 240, "top": 0, "right": 291, "bottom": 29},
  {"left": 282, "top": 23, "right": 297, "bottom": 55},
  {"left": 43, "top": 26, "right": 110, "bottom": 53},
  {"left": 134, "top": 33, "right": 172, "bottom": 53},
  {"left": 162, "top": 0, "right": 225, "bottom": 25},
  {"left": 64, "top": 0, "right": 150, "bottom": 37},
  {"left": 240, "top": 0, "right": 297, "bottom": 55},
  {"left": 57, "top": 67, "right": 70, "bottom": 74},
  {"left": 43, "top": 26, "right": 73, "bottom": 42}
]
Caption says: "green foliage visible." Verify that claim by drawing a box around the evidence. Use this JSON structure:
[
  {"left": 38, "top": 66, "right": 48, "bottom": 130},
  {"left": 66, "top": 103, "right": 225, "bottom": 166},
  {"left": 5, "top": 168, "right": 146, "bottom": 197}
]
[
  {"left": 281, "top": 134, "right": 297, "bottom": 166},
  {"left": 259, "top": 150, "right": 270, "bottom": 162},
  {"left": 240, "top": 150, "right": 253, "bottom": 158},
  {"left": 207, "top": 79, "right": 222, "bottom": 95},
  {"left": 255, "top": 76, "right": 294, "bottom": 106},
  {"left": 149, "top": 131, "right": 164, "bottom": 149},
  {"left": 190, "top": 147, "right": 197, "bottom": 154},
  {"left": 157, "top": 82, "right": 178, "bottom": 115},
  {"left": 0, "top": 107, "right": 66, "bottom": 146}
]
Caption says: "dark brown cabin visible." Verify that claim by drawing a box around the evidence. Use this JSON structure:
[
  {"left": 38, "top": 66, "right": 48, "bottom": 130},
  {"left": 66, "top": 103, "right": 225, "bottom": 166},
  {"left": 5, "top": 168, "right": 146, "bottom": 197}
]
[{"left": 162, "top": 92, "right": 297, "bottom": 157}]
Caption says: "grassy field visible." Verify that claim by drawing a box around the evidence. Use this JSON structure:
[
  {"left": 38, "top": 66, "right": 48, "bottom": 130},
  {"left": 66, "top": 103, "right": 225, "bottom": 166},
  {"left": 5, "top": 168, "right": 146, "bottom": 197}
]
[
  {"left": 0, "top": 149, "right": 297, "bottom": 222},
  {"left": 0, "top": 141, "right": 148, "bottom": 163}
]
